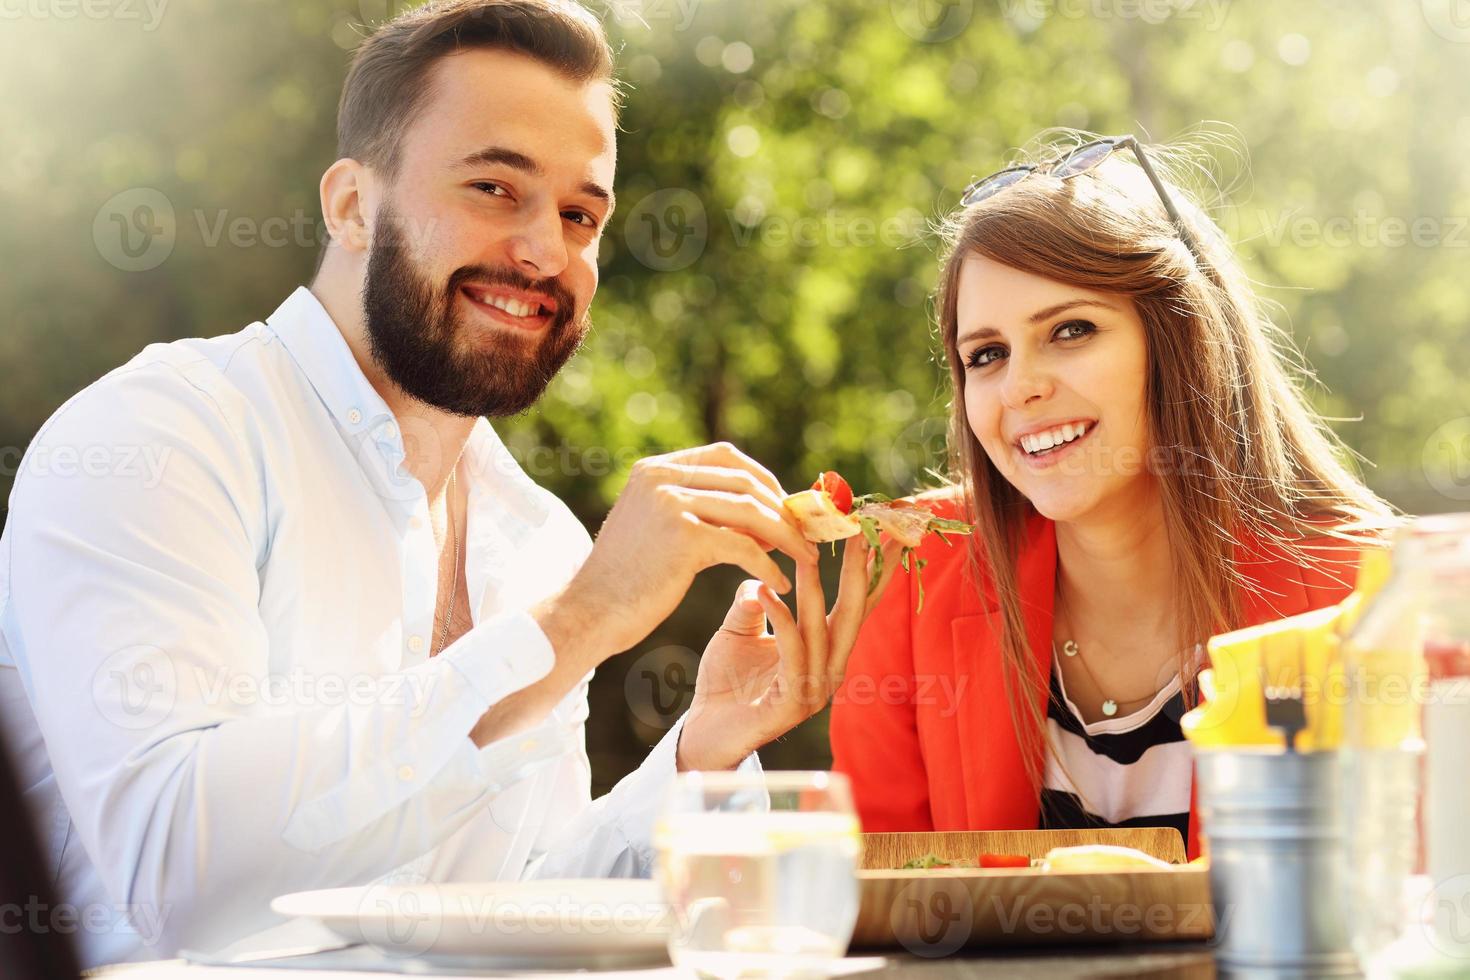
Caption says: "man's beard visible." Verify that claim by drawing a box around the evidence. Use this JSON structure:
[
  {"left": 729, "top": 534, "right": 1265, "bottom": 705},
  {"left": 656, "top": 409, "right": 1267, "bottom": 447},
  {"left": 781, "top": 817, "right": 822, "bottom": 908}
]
[{"left": 360, "top": 204, "right": 588, "bottom": 418}]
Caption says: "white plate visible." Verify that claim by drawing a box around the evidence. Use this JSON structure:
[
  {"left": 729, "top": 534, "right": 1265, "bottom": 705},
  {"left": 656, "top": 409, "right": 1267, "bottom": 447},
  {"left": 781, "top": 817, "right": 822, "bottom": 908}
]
[{"left": 271, "top": 878, "right": 672, "bottom": 968}]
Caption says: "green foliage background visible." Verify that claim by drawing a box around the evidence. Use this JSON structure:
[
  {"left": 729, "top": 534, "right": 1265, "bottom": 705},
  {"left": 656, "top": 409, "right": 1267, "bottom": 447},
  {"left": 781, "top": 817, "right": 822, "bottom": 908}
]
[{"left": 3, "top": 0, "right": 1468, "bottom": 789}]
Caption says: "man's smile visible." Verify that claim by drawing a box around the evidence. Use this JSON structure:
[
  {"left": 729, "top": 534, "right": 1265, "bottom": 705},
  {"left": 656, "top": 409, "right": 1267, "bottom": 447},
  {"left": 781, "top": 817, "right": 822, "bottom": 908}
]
[{"left": 459, "top": 283, "right": 556, "bottom": 332}]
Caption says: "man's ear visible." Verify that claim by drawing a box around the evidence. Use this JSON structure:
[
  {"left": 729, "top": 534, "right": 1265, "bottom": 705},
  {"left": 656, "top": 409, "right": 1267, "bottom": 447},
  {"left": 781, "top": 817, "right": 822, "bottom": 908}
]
[{"left": 319, "top": 158, "right": 374, "bottom": 256}]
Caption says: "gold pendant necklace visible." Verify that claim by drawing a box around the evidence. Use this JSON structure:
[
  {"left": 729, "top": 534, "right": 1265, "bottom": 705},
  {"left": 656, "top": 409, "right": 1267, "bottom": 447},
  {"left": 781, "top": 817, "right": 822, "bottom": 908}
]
[
  {"left": 1053, "top": 577, "right": 1194, "bottom": 721},
  {"left": 432, "top": 468, "right": 459, "bottom": 659},
  {"left": 1054, "top": 638, "right": 1119, "bottom": 716},
  {"left": 1053, "top": 587, "right": 1126, "bottom": 718}
]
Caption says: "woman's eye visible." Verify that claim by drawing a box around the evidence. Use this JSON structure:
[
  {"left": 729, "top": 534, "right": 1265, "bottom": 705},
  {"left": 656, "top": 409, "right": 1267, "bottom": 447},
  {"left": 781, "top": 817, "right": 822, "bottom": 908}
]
[
  {"left": 1054, "top": 319, "right": 1097, "bottom": 341},
  {"left": 965, "top": 345, "right": 1005, "bottom": 369}
]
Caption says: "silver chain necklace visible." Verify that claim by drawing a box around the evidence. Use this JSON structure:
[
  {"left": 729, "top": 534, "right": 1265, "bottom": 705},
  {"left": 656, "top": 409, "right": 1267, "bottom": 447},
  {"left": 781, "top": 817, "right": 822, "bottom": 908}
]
[{"left": 432, "top": 468, "right": 459, "bottom": 658}]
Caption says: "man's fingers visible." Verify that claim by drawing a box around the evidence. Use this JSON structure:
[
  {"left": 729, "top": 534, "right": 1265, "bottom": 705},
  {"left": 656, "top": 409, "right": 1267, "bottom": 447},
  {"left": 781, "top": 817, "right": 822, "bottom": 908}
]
[
  {"left": 792, "top": 556, "right": 829, "bottom": 683},
  {"left": 660, "top": 442, "right": 787, "bottom": 500},
  {"left": 640, "top": 462, "right": 790, "bottom": 516},
  {"left": 863, "top": 538, "right": 906, "bottom": 617},
  {"left": 757, "top": 582, "right": 799, "bottom": 637},
  {"left": 756, "top": 585, "right": 810, "bottom": 714},
  {"left": 719, "top": 580, "right": 769, "bottom": 637},
  {"left": 826, "top": 535, "right": 874, "bottom": 671},
  {"left": 672, "top": 487, "right": 819, "bottom": 566},
  {"left": 698, "top": 522, "right": 792, "bottom": 595},
  {"left": 828, "top": 536, "right": 898, "bottom": 687}
]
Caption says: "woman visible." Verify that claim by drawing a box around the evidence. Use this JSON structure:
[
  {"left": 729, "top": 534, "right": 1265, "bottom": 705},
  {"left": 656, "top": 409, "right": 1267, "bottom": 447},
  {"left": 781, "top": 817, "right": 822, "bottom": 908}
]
[{"left": 829, "top": 132, "right": 1396, "bottom": 860}]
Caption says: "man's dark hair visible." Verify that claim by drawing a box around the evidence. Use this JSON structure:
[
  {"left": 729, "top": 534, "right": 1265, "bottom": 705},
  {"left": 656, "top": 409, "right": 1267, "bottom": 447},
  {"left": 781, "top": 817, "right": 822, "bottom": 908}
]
[
  {"left": 314, "top": 0, "right": 616, "bottom": 274},
  {"left": 336, "top": 0, "right": 616, "bottom": 180}
]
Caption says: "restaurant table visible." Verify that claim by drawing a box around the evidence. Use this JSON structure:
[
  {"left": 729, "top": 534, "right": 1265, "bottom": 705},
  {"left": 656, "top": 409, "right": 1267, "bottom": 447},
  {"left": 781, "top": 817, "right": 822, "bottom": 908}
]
[{"left": 90, "top": 942, "right": 1221, "bottom": 979}]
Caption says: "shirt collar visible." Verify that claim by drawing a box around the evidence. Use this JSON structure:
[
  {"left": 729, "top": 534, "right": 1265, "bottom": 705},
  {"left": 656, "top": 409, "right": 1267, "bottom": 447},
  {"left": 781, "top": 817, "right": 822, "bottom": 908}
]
[
  {"left": 264, "top": 286, "right": 553, "bottom": 529},
  {"left": 463, "top": 417, "right": 551, "bottom": 531},
  {"left": 265, "top": 286, "right": 396, "bottom": 438}
]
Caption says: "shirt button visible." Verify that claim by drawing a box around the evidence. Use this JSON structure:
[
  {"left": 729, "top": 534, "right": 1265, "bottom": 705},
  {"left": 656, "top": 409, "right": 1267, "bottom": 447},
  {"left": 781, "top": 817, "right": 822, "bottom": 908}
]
[
  {"left": 397, "top": 765, "right": 415, "bottom": 782},
  {"left": 407, "top": 635, "right": 425, "bottom": 653},
  {"left": 347, "top": 408, "right": 362, "bottom": 424}
]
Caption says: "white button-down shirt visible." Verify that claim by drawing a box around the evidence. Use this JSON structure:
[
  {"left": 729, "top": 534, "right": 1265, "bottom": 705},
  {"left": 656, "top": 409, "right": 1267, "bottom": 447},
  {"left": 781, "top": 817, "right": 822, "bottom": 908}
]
[{"left": 0, "top": 287, "right": 758, "bottom": 967}]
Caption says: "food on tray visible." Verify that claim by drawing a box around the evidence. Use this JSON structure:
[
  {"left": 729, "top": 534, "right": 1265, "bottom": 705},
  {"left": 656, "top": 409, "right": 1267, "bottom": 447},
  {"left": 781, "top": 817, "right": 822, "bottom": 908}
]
[
  {"left": 900, "top": 853, "right": 972, "bottom": 869},
  {"left": 1039, "top": 844, "right": 1173, "bottom": 872},
  {"left": 895, "top": 845, "right": 1175, "bottom": 872},
  {"left": 899, "top": 852, "right": 1039, "bottom": 870},
  {"left": 979, "top": 852, "right": 1034, "bottom": 868},
  {"left": 782, "top": 472, "right": 973, "bottom": 610}
]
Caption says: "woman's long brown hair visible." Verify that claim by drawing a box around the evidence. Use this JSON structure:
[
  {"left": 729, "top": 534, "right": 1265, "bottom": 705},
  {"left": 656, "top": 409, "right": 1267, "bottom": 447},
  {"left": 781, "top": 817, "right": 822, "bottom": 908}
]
[{"left": 936, "top": 131, "right": 1399, "bottom": 786}]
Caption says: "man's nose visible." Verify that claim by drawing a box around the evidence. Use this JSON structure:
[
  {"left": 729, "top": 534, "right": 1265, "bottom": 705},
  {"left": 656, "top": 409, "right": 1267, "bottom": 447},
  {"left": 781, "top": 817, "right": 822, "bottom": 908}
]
[{"left": 504, "top": 206, "right": 569, "bottom": 280}]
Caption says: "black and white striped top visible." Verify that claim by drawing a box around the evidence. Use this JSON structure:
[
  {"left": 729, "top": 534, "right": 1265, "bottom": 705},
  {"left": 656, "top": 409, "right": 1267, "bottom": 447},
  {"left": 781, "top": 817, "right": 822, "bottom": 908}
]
[{"left": 1037, "top": 656, "right": 1196, "bottom": 848}]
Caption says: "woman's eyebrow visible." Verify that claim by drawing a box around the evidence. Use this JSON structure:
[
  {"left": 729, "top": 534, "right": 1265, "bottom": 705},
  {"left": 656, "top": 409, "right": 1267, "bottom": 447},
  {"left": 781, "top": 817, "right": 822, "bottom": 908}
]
[{"left": 957, "top": 298, "right": 1118, "bottom": 346}]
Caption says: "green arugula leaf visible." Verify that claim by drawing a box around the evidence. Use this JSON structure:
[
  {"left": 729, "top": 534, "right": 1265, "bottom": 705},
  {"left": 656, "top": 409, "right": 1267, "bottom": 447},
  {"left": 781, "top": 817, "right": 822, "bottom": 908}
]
[
  {"left": 850, "top": 492, "right": 893, "bottom": 509},
  {"left": 828, "top": 491, "right": 974, "bottom": 609}
]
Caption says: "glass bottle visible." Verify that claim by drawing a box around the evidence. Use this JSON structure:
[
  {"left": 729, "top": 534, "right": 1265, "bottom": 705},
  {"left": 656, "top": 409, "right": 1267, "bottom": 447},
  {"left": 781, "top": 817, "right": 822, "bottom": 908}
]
[{"left": 1341, "top": 514, "right": 1470, "bottom": 978}]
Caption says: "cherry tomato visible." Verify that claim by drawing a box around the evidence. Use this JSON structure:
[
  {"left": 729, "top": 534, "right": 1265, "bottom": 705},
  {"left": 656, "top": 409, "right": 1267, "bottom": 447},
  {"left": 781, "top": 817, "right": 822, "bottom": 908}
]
[{"left": 811, "top": 471, "right": 853, "bottom": 514}]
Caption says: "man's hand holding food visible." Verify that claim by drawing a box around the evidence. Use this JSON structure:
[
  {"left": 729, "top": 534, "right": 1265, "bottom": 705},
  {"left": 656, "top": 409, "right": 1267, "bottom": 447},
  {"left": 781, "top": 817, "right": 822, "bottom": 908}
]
[{"left": 473, "top": 442, "right": 902, "bottom": 769}]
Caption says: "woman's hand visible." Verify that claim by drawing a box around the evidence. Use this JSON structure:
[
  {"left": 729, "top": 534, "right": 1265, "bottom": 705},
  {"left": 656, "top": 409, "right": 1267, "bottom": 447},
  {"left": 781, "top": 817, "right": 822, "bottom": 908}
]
[{"left": 675, "top": 534, "right": 906, "bottom": 771}]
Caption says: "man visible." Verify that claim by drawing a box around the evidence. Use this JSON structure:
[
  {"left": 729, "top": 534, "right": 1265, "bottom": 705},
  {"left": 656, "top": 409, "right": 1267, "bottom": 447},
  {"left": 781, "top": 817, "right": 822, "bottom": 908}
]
[{"left": 0, "top": 0, "right": 897, "bottom": 966}]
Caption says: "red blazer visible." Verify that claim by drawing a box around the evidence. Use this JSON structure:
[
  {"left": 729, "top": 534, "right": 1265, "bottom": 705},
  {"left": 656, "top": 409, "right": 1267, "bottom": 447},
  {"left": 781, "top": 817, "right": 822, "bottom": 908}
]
[{"left": 830, "top": 498, "right": 1361, "bottom": 861}]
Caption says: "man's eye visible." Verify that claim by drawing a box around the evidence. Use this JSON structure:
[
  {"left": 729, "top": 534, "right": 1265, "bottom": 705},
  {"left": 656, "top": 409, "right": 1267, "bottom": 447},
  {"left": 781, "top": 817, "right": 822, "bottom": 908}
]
[
  {"left": 1055, "top": 319, "right": 1097, "bottom": 341},
  {"left": 471, "top": 181, "right": 508, "bottom": 197},
  {"left": 562, "top": 210, "right": 599, "bottom": 229},
  {"left": 965, "top": 345, "right": 1004, "bottom": 369}
]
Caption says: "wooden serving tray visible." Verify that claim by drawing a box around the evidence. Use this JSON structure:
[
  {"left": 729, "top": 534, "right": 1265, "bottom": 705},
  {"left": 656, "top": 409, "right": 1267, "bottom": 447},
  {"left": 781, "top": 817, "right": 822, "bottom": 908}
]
[{"left": 852, "top": 829, "right": 1212, "bottom": 951}]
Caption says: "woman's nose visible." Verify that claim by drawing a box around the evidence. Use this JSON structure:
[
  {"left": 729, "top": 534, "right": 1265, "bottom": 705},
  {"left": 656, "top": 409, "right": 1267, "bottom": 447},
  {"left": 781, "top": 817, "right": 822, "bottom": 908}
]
[{"left": 999, "top": 353, "right": 1055, "bottom": 409}]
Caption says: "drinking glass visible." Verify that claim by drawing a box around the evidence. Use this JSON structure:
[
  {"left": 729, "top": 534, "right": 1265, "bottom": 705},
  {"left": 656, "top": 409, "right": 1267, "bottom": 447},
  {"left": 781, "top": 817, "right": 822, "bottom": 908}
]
[{"left": 654, "top": 770, "right": 861, "bottom": 978}]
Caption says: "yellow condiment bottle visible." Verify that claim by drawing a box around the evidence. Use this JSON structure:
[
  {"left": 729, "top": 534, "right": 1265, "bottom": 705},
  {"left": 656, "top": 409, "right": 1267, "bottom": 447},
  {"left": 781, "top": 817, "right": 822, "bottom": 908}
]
[
  {"left": 1319, "top": 547, "right": 1393, "bottom": 751},
  {"left": 1183, "top": 605, "right": 1346, "bottom": 750},
  {"left": 1183, "top": 545, "right": 1394, "bottom": 752}
]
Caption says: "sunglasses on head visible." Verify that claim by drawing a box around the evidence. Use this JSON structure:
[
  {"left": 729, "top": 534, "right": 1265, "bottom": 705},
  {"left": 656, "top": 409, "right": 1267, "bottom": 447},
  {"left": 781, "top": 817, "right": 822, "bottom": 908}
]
[{"left": 960, "top": 134, "right": 1202, "bottom": 260}]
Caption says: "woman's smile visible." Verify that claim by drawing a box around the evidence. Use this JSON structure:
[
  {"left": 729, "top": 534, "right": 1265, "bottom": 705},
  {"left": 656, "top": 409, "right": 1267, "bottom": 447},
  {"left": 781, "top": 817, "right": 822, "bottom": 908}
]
[{"left": 1013, "top": 419, "right": 1099, "bottom": 470}]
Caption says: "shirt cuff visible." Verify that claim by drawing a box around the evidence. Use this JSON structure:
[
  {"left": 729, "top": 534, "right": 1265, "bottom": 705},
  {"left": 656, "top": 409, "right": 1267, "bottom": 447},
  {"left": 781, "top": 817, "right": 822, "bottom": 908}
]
[
  {"left": 608, "top": 716, "right": 764, "bottom": 873},
  {"left": 471, "top": 713, "right": 582, "bottom": 792},
  {"left": 440, "top": 609, "right": 556, "bottom": 709},
  {"left": 281, "top": 611, "right": 558, "bottom": 852}
]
